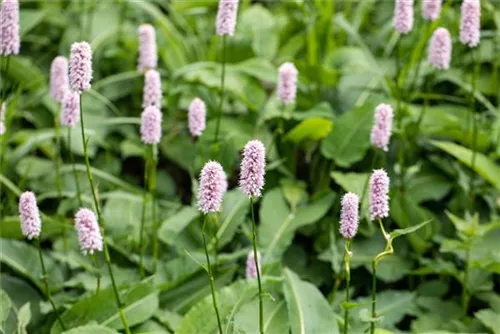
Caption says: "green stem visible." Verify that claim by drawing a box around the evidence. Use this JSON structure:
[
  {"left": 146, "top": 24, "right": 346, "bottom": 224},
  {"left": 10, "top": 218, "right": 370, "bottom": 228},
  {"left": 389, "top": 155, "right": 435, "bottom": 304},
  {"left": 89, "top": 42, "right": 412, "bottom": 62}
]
[
  {"left": 202, "top": 215, "right": 223, "bottom": 334},
  {"left": 68, "top": 127, "right": 83, "bottom": 207},
  {"left": 150, "top": 145, "right": 159, "bottom": 272},
  {"left": 54, "top": 114, "right": 67, "bottom": 251},
  {"left": 250, "top": 197, "right": 264, "bottom": 334},
  {"left": 90, "top": 253, "right": 101, "bottom": 295},
  {"left": 79, "top": 96, "right": 131, "bottom": 334},
  {"left": 395, "top": 40, "right": 406, "bottom": 193},
  {"left": 468, "top": 49, "right": 479, "bottom": 210},
  {"left": 37, "top": 237, "right": 66, "bottom": 331},
  {"left": 370, "top": 258, "right": 377, "bottom": 334},
  {"left": 213, "top": 35, "right": 227, "bottom": 145},
  {"left": 343, "top": 239, "right": 352, "bottom": 334},
  {"left": 139, "top": 145, "right": 151, "bottom": 278}
]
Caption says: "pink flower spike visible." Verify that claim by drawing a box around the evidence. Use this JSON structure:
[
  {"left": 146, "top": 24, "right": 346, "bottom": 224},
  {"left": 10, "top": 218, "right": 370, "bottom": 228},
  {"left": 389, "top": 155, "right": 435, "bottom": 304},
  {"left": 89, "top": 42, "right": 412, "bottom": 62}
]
[
  {"left": 460, "top": 0, "right": 481, "bottom": 48},
  {"left": 198, "top": 161, "right": 227, "bottom": 213},
  {"left": 61, "top": 91, "right": 80, "bottom": 128},
  {"left": 369, "top": 169, "right": 390, "bottom": 221},
  {"left": 239, "top": 140, "right": 266, "bottom": 198},
  {"left": 188, "top": 98, "right": 206, "bottom": 137},
  {"left": 137, "top": 24, "right": 158, "bottom": 72},
  {"left": 277, "top": 62, "right": 298, "bottom": 106},
  {"left": 428, "top": 27, "right": 452, "bottom": 70},
  {"left": 69, "top": 41, "right": 92, "bottom": 93},
  {"left": 75, "top": 208, "right": 103, "bottom": 255},
  {"left": 340, "top": 193, "right": 360, "bottom": 240},
  {"left": 216, "top": 0, "right": 239, "bottom": 36},
  {"left": 370, "top": 104, "right": 394, "bottom": 151},
  {"left": 246, "top": 250, "right": 261, "bottom": 279},
  {"left": 422, "top": 0, "right": 442, "bottom": 21},
  {"left": 19, "top": 191, "right": 42, "bottom": 240},
  {"left": 0, "top": 0, "right": 20, "bottom": 56},
  {"left": 50, "top": 56, "right": 69, "bottom": 103},
  {"left": 142, "top": 69, "right": 162, "bottom": 108},
  {"left": 140, "top": 105, "right": 162, "bottom": 145},
  {"left": 393, "top": 0, "right": 414, "bottom": 34}
]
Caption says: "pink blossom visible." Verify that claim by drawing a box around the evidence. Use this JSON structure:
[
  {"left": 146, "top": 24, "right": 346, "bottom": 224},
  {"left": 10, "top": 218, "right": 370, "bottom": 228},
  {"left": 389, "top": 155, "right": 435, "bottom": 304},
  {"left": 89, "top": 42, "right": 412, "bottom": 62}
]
[
  {"left": 188, "top": 98, "right": 206, "bottom": 137},
  {"left": 0, "top": 0, "right": 20, "bottom": 55},
  {"left": 460, "top": 0, "right": 481, "bottom": 48},
  {"left": 393, "top": 0, "right": 414, "bottom": 34},
  {"left": 369, "top": 169, "right": 390, "bottom": 221},
  {"left": 50, "top": 56, "right": 69, "bottom": 103},
  {"left": 142, "top": 69, "right": 162, "bottom": 108},
  {"left": 69, "top": 42, "right": 92, "bottom": 93},
  {"left": 370, "top": 104, "right": 393, "bottom": 151},
  {"left": 277, "top": 62, "right": 298, "bottom": 106},
  {"left": 140, "top": 105, "right": 162, "bottom": 145},
  {"left": 137, "top": 24, "right": 157, "bottom": 72},
  {"left": 61, "top": 91, "right": 80, "bottom": 128},
  {"left": 340, "top": 193, "right": 360, "bottom": 240},
  {"left": 216, "top": 0, "right": 239, "bottom": 36},
  {"left": 198, "top": 161, "right": 227, "bottom": 213},
  {"left": 239, "top": 140, "right": 266, "bottom": 198},
  {"left": 75, "top": 208, "right": 103, "bottom": 255},
  {"left": 428, "top": 27, "right": 452, "bottom": 70},
  {"left": 19, "top": 191, "right": 41, "bottom": 239},
  {"left": 246, "top": 250, "right": 261, "bottom": 279},
  {"left": 422, "top": 0, "right": 442, "bottom": 21}
]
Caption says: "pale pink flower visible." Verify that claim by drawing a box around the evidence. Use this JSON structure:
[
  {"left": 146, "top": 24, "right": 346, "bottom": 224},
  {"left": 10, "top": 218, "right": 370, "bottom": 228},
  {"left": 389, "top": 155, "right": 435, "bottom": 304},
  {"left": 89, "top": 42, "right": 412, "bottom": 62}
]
[
  {"left": 0, "top": 0, "right": 20, "bottom": 55},
  {"left": 393, "top": 0, "right": 414, "bottom": 34},
  {"left": 277, "top": 62, "right": 298, "bottom": 106},
  {"left": 239, "top": 140, "right": 266, "bottom": 198},
  {"left": 137, "top": 24, "right": 157, "bottom": 72},
  {"left": 460, "top": 0, "right": 481, "bottom": 48},
  {"left": 369, "top": 169, "right": 390, "bottom": 221},
  {"left": 428, "top": 27, "right": 452, "bottom": 70},
  {"left": 188, "top": 98, "right": 206, "bottom": 137},
  {"left": 198, "top": 161, "right": 227, "bottom": 213},
  {"left": 140, "top": 105, "right": 162, "bottom": 145},
  {"left": 19, "top": 191, "right": 41, "bottom": 239},
  {"left": 50, "top": 56, "right": 69, "bottom": 103},
  {"left": 142, "top": 69, "right": 162, "bottom": 108},
  {"left": 422, "top": 0, "right": 442, "bottom": 21},
  {"left": 69, "top": 42, "right": 92, "bottom": 93},
  {"left": 216, "top": 0, "right": 239, "bottom": 36},
  {"left": 370, "top": 104, "right": 393, "bottom": 151},
  {"left": 61, "top": 91, "right": 80, "bottom": 128},
  {"left": 340, "top": 193, "right": 360, "bottom": 240},
  {"left": 75, "top": 208, "right": 103, "bottom": 255}
]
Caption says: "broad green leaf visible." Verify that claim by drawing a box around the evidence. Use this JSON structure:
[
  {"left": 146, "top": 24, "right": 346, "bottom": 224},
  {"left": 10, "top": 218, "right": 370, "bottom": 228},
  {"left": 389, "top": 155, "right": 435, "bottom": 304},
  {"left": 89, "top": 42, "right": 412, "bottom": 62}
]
[
  {"left": 214, "top": 190, "right": 250, "bottom": 249},
  {"left": 321, "top": 104, "right": 374, "bottom": 167},
  {"left": 158, "top": 206, "right": 200, "bottom": 246},
  {"left": 0, "top": 290, "right": 12, "bottom": 330},
  {"left": 283, "top": 268, "right": 339, "bottom": 334},
  {"left": 475, "top": 309, "right": 500, "bottom": 334},
  {"left": 51, "top": 279, "right": 158, "bottom": 333},
  {"left": 390, "top": 220, "right": 432, "bottom": 239},
  {"left": 431, "top": 140, "right": 500, "bottom": 190},
  {"left": 239, "top": 5, "right": 279, "bottom": 59},
  {"left": 62, "top": 325, "right": 119, "bottom": 334},
  {"left": 17, "top": 303, "right": 31, "bottom": 334},
  {"left": 284, "top": 118, "right": 333, "bottom": 143},
  {"left": 233, "top": 299, "right": 288, "bottom": 334}
]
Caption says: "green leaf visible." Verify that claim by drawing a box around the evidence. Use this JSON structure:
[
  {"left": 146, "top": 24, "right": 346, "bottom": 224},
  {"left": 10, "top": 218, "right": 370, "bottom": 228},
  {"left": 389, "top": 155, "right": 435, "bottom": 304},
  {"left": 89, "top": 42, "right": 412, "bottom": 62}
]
[
  {"left": 475, "top": 309, "right": 500, "bottom": 334},
  {"left": 331, "top": 172, "right": 370, "bottom": 219},
  {"left": 321, "top": 104, "right": 374, "bottom": 167},
  {"left": 51, "top": 279, "right": 158, "bottom": 333},
  {"left": 214, "top": 190, "right": 250, "bottom": 249},
  {"left": 284, "top": 118, "right": 333, "bottom": 144},
  {"left": 17, "top": 303, "right": 31, "bottom": 334},
  {"left": 239, "top": 5, "right": 279, "bottom": 59},
  {"left": 62, "top": 325, "right": 119, "bottom": 334},
  {"left": 390, "top": 220, "right": 432, "bottom": 239},
  {"left": 158, "top": 206, "right": 200, "bottom": 246},
  {"left": 283, "top": 268, "right": 339, "bottom": 334},
  {"left": 431, "top": 140, "right": 500, "bottom": 190},
  {"left": 0, "top": 290, "right": 12, "bottom": 330}
]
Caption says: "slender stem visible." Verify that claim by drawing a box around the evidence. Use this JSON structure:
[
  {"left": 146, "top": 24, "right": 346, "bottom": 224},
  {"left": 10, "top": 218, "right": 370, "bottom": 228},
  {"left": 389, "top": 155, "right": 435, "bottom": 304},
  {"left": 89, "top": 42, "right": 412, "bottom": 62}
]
[
  {"left": 90, "top": 253, "right": 101, "bottom": 295},
  {"left": 250, "top": 197, "right": 264, "bottom": 334},
  {"left": 139, "top": 146, "right": 151, "bottom": 278},
  {"left": 79, "top": 96, "right": 131, "bottom": 334},
  {"left": 150, "top": 145, "right": 159, "bottom": 272},
  {"left": 68, "top": 127, "right": 83, "bottom": 207},
  {"left": 468, "top": 49, "right": 479, "bottom": 210},
  {"left": 343, "top": 239, "right": 352, "bottom": 334},
  {"left": 202, "top": 215, "right": 223, "bottom": 334},
  {"left": 213, "top": 35, "right": 227, "bottom": 144},
  {"left": 370, "top": 258, "right": 377, "bottom": 334},
  {"left": 54, "top": 114, "right": 67, "bottom": 251},
  {"left": 37, "top": 238, "right": 66, "bottom": 331}
]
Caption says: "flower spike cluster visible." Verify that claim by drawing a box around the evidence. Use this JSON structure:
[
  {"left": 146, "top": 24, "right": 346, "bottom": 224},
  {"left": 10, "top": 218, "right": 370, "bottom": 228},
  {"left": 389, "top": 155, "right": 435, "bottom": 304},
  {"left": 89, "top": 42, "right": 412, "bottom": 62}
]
[
  {"left": 370, "top": 104, "right": 393, "bottom": 152},
  {"left": 277, "top": 62, "right": 298, "bottom": 106},
  {"left": 19, "top": 191, "right": 42, "bottom": 240},
  {"left": 50, "top": 56, "right": 69, "bottom": 103},
  {"left": 393, "top": 0, "right": 414, "bottom": 34},
  {"left": 75, "top": 208, "right": 103, "bottom": 255},
  {"left": 369, "top": 169, "right": 390, "bottom": 221},
  {"left": 198, "top": 161, "right": 227, "bottom": 213},
  {"left": 140, "top": 105, "right": 162, "bottom": 145},
  {"left": 142, "top": 69, "right": 162, "bottom": 108},
  {"left": 69, "top": 41, "right": 92, "bottom": 93},
  {"left": 340, "top": 193, "right": 360, "bottom": 240},
  {"left": 460, "top": 0, "right": 481, "bottom": 48},
  {"left": 239, "top": 140, "right": 266, "bottom": 198},
  {"left": 422, "top": 0, "right": 442, "bottom": 21},
  {"left": 188, "top": 98, "right": 206, "bottom": 138},
  {"left": 138, "top": 24, "right": 158, "bottom": 71},
  {"left": 0, "top": 0, "right": 20, "bottom": 55},
  {"left": 216, "top": 0, "right": 239, "bottom": 36},
  {"left": 428, "top": 27, "right": 452, "bottom": 70},
  {"left": 61, "top": 91, "right": 81, "bottom": 128}
]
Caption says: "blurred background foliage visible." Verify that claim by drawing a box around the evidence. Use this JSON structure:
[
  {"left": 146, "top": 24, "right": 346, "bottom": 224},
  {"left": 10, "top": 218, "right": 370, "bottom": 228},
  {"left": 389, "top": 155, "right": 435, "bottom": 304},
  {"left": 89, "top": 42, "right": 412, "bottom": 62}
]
[{"left": 0, "top": 0, "right": 500, "bottom": 333}]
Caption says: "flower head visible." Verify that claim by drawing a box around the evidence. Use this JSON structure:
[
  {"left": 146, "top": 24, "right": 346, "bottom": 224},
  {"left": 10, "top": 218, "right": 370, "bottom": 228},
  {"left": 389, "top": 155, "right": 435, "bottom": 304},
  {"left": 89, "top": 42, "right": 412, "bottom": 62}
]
[
  {"left": 0, "top": 102, "right": 5, "bottom": 136},
  {"left": 460, "top": 0, "right": 480, "bottom": 48},
  {"left": 277, "top": 62, "right": 298, "bottom": 106},
  {"left": 18, "top": 191, "right": 41, "bottom": 239},
  {"left": 50, "top": 56, "right": 69, "bottom": 103},
  {"left": 188, "top": 98, "right": 206, "bottom": 137},
  {"left": 370, "top": 104, "right": 393, "bottom": 151},
  {"left": 140, "top": 105, "right": 162, "bottom": 145},
  {"left": 69, "top": 41, "right": 92, "bottom": 93},
  {"left": 75, "top": 208, "right": 103, "bottom": 255},
  {"left": 422, "top": 0, "right": 442, "bottom": 21},
  {"left": 340, "top": 193, "right": 360, "bottom": 240},
  {"left": 61, "top": 90, "right": 80, "bottom": 128},
  {"left": 198, "top": 161, "right": 227, "bottom": 213},
  {"left": 393, "top": 0, "right": 414, "bottom": 34},
  {"left": 137, "top": 24, "right": 157, "bottom": 72},
  {"left": 0, "top": 0, "right": 20, "bottom": 55},
  {"left": 369, "top": 169, "right": 390, "bottom": 221},
  {"left": 216, "top": 0, "right": 239, "bottom": 36},
  {"left": 428, "top": 27, "right": 452, "bottom": 70},
  {"left": 239, "top": 140, "right": 266, "bottom": 198},
  {"left": 246, "top": 250, "right": 261, "bottom": 279},
  {"left": 142, "top": 69, "right": 162, "bottom": 108}
]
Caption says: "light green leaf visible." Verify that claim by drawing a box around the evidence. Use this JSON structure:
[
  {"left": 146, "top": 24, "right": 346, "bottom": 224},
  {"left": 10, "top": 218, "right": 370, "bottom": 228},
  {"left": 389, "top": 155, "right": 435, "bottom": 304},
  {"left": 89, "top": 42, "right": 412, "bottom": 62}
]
[
  {"left": 283, "top": 268, "right": 339, "bottom": 334},
  {"left": 62, "top": 325, "right": 119, "bottom": 334},
  {"left": 215, "top": 190, "right": 250, "bottom": 249},
  {"left": 285, "top": 118, "right": 333, "bottom": 143},
  {"left": 390, "top": 220, "right": 432, "bottom": 239},
  {"left": 17, "top": 303, "right": 31, "bottom": 334},
  {"left": 475, "top": 309, "right": 500, "bottom": 334},
  {"left": 0, "top": 290, "right": 12, "bottom": 330},
  {"left": 158, "top": 206, "right": 200, "bottom": 246}
]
